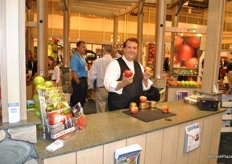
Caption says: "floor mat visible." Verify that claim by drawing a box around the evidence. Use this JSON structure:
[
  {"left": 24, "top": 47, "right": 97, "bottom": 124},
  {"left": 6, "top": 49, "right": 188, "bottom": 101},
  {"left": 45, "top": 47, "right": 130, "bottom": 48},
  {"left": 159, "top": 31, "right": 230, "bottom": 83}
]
[{"left": 123, "top": 109, "right": 176, "bottom": 122}]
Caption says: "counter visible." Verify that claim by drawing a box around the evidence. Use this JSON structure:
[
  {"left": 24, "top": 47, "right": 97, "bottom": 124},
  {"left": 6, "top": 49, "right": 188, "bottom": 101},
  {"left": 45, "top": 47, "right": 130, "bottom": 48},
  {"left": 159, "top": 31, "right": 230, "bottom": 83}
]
[
  {"left": 35, "top": 100, "right": 224, "bottom": 164},
  {"left": 0, "top": 111, "right": 41, "bottom": 130}
]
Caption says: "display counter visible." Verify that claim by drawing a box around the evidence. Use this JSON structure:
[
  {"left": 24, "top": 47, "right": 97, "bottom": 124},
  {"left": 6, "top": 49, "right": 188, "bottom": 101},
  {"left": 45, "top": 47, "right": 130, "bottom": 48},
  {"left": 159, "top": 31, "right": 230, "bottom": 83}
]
[{"left": 35, "top": 100, "right": 224, "bottom": 164}]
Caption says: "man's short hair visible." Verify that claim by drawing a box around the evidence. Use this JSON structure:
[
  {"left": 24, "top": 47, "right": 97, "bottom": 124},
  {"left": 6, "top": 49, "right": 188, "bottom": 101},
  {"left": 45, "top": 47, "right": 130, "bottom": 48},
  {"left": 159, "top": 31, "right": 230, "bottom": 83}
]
[
  {"left": 123, "top": 38, "right": 139, "bottom": 48},
  {"left": 76, "top": 41, "right": 85, "bottom": 47},
  {"left": 104, "top": 44, "right": 113, "bottom": 53}
]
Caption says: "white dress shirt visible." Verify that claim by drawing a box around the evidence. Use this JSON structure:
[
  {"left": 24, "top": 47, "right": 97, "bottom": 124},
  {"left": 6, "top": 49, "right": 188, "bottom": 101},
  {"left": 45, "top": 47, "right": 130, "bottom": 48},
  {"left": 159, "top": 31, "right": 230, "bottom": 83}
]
[
  {"left": 104, "top": 56, "right": 153, "bottom": 94},
  {"left": 88, "top": 54, "right": 114, "bottom": 88}
]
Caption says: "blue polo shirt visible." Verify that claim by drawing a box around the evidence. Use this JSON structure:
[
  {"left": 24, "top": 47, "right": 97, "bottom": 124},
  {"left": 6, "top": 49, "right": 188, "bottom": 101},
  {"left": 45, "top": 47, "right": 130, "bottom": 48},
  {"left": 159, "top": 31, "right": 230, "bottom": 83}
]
[{"left": 70, "top": 52, "right": 87, "bottom": 77}]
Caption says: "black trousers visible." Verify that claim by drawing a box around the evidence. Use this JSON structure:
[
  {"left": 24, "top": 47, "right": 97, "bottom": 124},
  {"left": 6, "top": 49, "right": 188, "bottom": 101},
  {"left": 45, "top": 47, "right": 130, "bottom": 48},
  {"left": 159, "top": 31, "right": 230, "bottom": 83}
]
[{"left": 70, "top": 77, "right": 88, "bottom": 107}]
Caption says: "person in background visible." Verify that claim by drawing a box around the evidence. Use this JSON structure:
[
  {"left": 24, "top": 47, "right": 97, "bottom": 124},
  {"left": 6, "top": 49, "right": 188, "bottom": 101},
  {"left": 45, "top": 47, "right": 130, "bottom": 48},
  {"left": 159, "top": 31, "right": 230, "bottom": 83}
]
[
  {"left": 163, "top": 57, "right": 170, "bottom": 73},
  {"left": 70, "top": 41, "right": 88, "bottom": 107},
  {"left": 226, "top": 60, "right": 232, "bottom": 92},
  {"left": 112, "top": 45, "right": 122, "bottom": 59},
  {"left": 27, "top": 50, "right": 37, "bottom": 77},
  {"left": 104, "top": 38, "right": 153, "bottom": 111},
  {"left": 48, "top": 56, "right": 60, "bottom": 86},
  {"left": 88, "top": 45, "right": 114, "bottom": 112}
]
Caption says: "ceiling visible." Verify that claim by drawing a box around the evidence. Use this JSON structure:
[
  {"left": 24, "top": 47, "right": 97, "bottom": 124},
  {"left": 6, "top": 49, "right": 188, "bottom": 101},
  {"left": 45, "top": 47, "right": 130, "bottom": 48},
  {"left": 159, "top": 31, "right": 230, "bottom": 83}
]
[
  {"left": 58, "top": 0, "right": 141, "bottom": 18},
  {"left": 29, "top": 0, "right": 232, "bottom": 47}
]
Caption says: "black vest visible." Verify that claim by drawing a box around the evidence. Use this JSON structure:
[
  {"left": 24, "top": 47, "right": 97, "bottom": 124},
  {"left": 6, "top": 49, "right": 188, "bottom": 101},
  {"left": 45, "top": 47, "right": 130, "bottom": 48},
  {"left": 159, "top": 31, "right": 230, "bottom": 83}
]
[{"left": 108, "top": 57, "right": 143, "bottom": 111}]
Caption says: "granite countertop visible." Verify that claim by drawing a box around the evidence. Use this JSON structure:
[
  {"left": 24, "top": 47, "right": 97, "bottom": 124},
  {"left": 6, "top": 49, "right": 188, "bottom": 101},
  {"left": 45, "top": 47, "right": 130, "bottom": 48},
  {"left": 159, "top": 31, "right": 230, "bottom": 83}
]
[
  {"left": 0, "top": 111, "right": 41, "bottom": 130},
  {"left": 35, "top": 100, "right": 225, "bottom": 160}
]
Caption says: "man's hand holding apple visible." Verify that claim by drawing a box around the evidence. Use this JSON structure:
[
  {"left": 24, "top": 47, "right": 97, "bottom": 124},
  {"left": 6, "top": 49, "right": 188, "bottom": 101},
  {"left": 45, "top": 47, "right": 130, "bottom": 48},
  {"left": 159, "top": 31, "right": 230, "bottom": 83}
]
[
  {"left": 143, "top": 66, "right": 153, "bottom": 80},
  {"left": 115, "top": 70, "right": 133, "bottom": 90},
  {"left": 122, "top": 71, "right": 134, "bottom": 86}
]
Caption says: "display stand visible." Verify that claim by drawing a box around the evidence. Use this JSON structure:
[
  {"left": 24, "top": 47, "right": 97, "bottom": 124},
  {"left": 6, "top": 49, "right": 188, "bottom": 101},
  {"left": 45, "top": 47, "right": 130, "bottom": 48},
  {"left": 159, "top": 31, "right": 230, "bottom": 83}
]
[{"left": 38, "top": 87, "right": 75, "bottom": 140}]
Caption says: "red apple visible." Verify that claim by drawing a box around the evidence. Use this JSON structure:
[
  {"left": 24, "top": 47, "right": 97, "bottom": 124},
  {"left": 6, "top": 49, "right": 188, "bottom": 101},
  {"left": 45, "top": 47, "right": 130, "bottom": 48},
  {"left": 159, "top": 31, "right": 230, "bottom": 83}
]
[
  {"left": 173, "top": 53, "right": 179, "bottom": 65},
  {"left": 178, "top": 44, "right": 194, "bottom": 61},
  {"left": 185, "top": 57, "right": 198, "bottom": 68},
  {"left": 130, "top": 106, "right": 139, "bottom": 114},
  {"left": 144, "top": 66, "right": 152, "bottom": 72},
  {"left": 140, "top": 96, "right": 147, "bottom": 103},
  {"left": 188, "top": 36, "right": 200, "bottom": 48},
  {"left": 162, "top": 105, "right": 169, "bottom": 113},
  {"left": 174, "top": 36, "right": 184, "bottom": 48},
  {"left": 124, "top": 70, "right": 133, "bottom": 78}
]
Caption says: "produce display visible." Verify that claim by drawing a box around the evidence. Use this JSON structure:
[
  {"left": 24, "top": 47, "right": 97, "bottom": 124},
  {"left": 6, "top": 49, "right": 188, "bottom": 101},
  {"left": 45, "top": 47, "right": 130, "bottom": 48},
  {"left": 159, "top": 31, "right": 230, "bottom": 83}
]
[
  {"left": 32, "top": 76, "right": 87, "bottom": 139},
  {"left": 173, "top": 36, "right": 200, "bottom": 76},
  {"left": 166, "top": 77, "right": 202, "bottom": 87}
]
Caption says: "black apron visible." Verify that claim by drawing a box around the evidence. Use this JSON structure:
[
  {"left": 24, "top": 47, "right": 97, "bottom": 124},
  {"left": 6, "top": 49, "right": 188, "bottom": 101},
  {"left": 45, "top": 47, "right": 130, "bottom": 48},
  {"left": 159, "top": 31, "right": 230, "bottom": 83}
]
[{"left": 108, "top": 57, "right": 143, "bottom": 111}]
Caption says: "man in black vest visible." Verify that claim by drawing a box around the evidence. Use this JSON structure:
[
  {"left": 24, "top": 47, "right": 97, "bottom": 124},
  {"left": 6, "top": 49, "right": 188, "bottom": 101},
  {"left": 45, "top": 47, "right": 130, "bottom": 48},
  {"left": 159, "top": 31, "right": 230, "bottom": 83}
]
[{"left": 104, "top": 38, "right": 153, "bottom": 110}]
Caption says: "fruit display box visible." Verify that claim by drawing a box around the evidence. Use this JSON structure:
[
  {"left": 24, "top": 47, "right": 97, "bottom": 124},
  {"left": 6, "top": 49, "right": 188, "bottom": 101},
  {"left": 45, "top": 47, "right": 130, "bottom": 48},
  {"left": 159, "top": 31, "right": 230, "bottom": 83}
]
[{"left": 38, "top": 87, "right": 76, "bottom": 140}]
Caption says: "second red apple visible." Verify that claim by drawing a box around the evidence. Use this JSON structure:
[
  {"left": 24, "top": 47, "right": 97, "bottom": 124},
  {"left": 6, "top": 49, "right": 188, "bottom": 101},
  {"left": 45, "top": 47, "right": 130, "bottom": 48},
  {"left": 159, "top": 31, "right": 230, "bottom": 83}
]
[
  {"left": 130, "top": 106, "right": 139, "bottom": 114},
  {"left": 162, "top": 105, "right": 169, "bottom": 113},
  {"left": 140, "top": 96, "right": 147, "bottom": 103}
]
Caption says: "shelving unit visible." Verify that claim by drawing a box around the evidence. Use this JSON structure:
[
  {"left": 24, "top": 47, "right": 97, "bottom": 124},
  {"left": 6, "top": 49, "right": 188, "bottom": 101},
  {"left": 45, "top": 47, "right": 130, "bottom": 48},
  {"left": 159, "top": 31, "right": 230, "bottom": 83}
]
[{"left": 221, "top": 105, "right": 232, "bottom": 133}]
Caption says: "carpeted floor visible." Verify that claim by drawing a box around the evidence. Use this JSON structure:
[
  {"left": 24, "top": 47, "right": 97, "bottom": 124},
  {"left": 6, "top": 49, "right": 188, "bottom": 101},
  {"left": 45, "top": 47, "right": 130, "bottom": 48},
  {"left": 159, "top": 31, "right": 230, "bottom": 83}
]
[
  {"left": 218, "top": 133, "right": 232, "bottom": 164},
  {"left": 83, "top": 99, "right": 96, "bottom": 115}
]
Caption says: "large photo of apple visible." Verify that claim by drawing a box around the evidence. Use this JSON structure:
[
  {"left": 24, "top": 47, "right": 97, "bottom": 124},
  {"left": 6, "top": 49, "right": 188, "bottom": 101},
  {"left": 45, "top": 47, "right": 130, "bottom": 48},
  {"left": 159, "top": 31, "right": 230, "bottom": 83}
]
[{"left": 173, "top": 36, "right": 200, "bottom": 69}]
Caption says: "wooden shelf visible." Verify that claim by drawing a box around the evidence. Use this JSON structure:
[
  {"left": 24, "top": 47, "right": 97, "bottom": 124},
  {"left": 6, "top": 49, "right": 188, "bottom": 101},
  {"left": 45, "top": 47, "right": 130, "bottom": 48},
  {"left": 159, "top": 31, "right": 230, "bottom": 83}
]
[
  {"left": 222, "top": 115, "right": 232, "bottom": 120},
  {"left": 221, "top": 127, "right": 232, "bottom": 133}
]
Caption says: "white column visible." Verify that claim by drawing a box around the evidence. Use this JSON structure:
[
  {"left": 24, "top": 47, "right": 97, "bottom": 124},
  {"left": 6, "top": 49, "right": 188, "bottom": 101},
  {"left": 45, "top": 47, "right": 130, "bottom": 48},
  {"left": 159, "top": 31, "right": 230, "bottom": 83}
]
[
  {"left": 37, "top": 0, "right": 48, "bottom": 77},
  {"left": 0, "top": 0, "right": 26, "bottom": 122},
  {"left": 113, "top": 16, "right": 118, "bottom": 45},
  {"left": 63, "top": 0, "right": 71, "bottom": 68},
  {"left": 202, "top": 0, "right": 225, "bottom": 92},
  {"left": 137, "top": 0, "right": 144, "bottom": 63},
  {"left": 155, "top": 0, "right": 166, "bottom": 79}
]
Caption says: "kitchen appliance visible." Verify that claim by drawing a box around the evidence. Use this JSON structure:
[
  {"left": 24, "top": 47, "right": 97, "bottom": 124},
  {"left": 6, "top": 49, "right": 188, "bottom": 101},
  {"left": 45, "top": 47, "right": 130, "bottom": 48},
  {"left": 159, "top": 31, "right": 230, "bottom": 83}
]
[{"left": 197, "top": 98, "right": 219, "bottom": 111}]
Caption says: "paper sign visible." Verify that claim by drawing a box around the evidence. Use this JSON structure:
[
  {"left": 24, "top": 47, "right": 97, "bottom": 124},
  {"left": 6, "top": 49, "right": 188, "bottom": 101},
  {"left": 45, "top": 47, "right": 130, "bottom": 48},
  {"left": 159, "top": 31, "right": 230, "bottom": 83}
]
[
  {"left": 8, "top": 102, "right": 20, "bottom": 123},
  {"left": 184, "top": 123, "right": 200, "bottom": 153}
]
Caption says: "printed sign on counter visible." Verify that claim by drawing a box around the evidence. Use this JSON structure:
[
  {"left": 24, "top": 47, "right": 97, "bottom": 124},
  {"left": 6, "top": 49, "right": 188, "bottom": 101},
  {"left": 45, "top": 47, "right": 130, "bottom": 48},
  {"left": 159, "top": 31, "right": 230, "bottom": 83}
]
[
  {"left": 115, "top": 144, "right": 142, "bottom": 164},
  {"left": 8, "top": 102, "right": 20, "bottom": 123},
  {"left": 184, "top": 123, "right": 200, "bottom": 153}
]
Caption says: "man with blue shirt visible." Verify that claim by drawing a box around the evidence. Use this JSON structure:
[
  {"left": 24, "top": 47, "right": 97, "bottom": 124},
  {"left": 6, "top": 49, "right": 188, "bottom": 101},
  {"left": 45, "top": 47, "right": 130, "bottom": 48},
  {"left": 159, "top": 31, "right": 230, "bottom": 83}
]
[{"left": 70, "top": 41, "right": 88, "bottom": 107}]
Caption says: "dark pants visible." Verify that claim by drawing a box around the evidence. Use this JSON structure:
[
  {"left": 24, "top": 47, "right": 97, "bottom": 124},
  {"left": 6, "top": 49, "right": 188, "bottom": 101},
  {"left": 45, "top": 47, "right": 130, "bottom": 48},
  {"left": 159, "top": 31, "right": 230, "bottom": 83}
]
[{"left": 70, "top": 77, "right": 88, "bottom": 107}]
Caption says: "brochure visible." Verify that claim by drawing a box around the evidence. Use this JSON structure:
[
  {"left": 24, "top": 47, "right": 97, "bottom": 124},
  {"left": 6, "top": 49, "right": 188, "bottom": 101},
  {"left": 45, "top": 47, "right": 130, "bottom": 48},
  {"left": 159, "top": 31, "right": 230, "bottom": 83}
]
[
  {"left": 184, "top": 123, "right": 200, "bottom": 153},
  {"left": 115, "top": 144, "right": 142, "bottom": 164}
]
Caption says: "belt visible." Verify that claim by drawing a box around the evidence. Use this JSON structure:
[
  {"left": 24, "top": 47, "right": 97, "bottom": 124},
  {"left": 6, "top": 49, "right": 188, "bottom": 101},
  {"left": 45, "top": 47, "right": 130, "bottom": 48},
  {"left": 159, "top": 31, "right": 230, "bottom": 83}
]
[
  {"left": 79, "top": 77, "right": 86, "bottom": 79},
  {"left": 97, "top": 86, "right": 105, "bottom": 88}
]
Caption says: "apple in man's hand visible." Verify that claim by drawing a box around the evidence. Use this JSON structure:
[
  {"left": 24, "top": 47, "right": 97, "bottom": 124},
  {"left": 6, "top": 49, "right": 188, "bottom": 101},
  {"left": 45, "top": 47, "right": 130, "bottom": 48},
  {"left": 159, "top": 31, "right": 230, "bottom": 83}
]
[
  {"left": 140, "top": 96, "right": 147, "bottom": 103},
  {"left": 162, "top": 105, "right": 169, "bottom": 113},
  {"left": 144, "top": 66, "right": 152, "bottom": 73},
  {"left": 124, "top": 70, "right": 133, "bottom": 78},
  {"left": 130, "top": 106, "right": 139, "bottom": 114}
]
